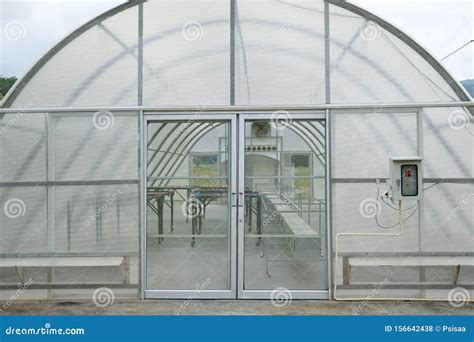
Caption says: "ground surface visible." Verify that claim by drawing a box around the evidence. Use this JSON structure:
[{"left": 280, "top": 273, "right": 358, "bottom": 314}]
[{"left": 1, "top": 300, "right": 472, "bottom": 316}]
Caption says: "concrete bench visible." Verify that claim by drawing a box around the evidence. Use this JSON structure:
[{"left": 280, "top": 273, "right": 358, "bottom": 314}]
[
  {"left": 340, "top": 254, "right": 474, "bottom": 288},
  {"left": 0, "top": 256, "right": 130, "bottom": 285}
]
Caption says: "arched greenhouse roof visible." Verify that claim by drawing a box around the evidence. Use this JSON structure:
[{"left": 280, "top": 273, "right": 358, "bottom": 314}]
[{"left": 2, "top": 0, "right": 472, "bottom": 108}]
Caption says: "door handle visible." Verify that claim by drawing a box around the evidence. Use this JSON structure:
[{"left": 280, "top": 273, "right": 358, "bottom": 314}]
[
  {"left": 238, "top": 192, "right": 244, "bottom": 207},
  {"left": 231, "top": 192, "right": 237, "bottom": 207}
]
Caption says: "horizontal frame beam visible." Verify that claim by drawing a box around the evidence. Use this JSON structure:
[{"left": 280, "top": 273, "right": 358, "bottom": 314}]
[
  {"left": 3, "top": 178, "right": 469, "bottom": 187},
  {"left": 337, "top": 284, "right": 474, "bottom": 290},
  {"left": 0, "top": 283, "right": 138, "bottom": 290},
  {"left": 0, "top": 252, "right": 138, "bottom": 258},
  {"left": 332, "top": 178, "right": 474, "bottom": 184},
  {"left": 0, "top": 180, "right": 139, "bottom": 187},
  {"left": 338, "top": 252, "right": 474, "bottom": 257},
  {"left": 0, "top": 102, "right": 473, "bottom": 114}
]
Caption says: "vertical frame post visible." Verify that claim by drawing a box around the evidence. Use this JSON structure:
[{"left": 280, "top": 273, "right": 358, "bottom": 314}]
[
  {"left": 230, "top": 0, "right": 236, "bottom": 105},
  {"left": 139, "top": 110, "right": 146, "bottom": 299},
  {"left": 325, "top": 109, "right": 333, "bottom": 300},
  {"left": 324, "top": 1, "right": 331, "bottom": 105},
  {"left": 237, "top": 114, "right": 245, "bottom": 298},
  {"left": 416, "top": 109, "right": 425, "bottom": 287},
  {"left": 324, "top": 1, "right": 333, "bottom": 300},
  {"left": 138, "top": 2, "right": 144, "bottom": 106}
]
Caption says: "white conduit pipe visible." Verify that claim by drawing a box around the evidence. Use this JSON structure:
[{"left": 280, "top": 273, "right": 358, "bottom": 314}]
[{"left": 333, "top": 201, "right": 471, "bottom": 302}]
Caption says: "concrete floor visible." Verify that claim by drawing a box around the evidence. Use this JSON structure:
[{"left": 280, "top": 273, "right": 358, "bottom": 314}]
[
  {"left": 2, "top": 299, "right": 472, "bottom": 315},
  {"left": 147, "top": 201, "right": 327, "bottom": 291}
]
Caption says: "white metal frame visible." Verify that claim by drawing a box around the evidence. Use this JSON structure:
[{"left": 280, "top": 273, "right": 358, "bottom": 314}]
[
  {"left": 141, "top": 112, "right": 330, "bottom": 299},
  {"left": 237, "top": 113, "right": 329, "bottom": 299},
  {"left": 142, "top": 113, "right": 237, "bottom": 299}
]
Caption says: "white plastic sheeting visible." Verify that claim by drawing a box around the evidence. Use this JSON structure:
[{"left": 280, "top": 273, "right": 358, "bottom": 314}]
[{"left": 2, "top": 0, "right": 469, "bottom": 108}]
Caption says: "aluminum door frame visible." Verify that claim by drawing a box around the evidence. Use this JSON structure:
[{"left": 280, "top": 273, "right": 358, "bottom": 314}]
[
  {"left": 237, "top": 113, "right": 330, "bottom": 299},
  {"left": 142, "top": 113, "right": 237, "bottom": 299}
]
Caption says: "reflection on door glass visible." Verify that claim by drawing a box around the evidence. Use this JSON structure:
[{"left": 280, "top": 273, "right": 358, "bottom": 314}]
[
  {"left": 244, "top": 119, "right": 327, "bottom": 291},
  {"left": 146, "top": 121, "right": 231, "bottom": 291}
]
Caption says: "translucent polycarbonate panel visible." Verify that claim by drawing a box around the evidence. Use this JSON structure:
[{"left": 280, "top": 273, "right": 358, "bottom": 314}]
[
  {"left": 331, "top": 107, "right": 473, "bottom": 300},
  {"left": 328, "top": 4, "right": 461, "bottom": 103},
  {"left": 422, "top": 183, "right": 473, "bottom": 253},
  {"left": 143, "top": 0, "right": 230, "bottom": 105},
  {"left": 0, "top": 112, "right": 140, "bottom": 297},
  {"left": 53, "top": 184, "right": 139, "bottom": 253},
  {"left": 4, "top": 0, "right": 469, "bottom": 109},
  {"left": 52, "top": 112, "right": 138, "bottom": 181},
  {"left": 422, "top": 107, "right": 473, "bottom": 178},
  {"left": 235, "top": 0, "right": 326, "bottom": 104},
  {"left": 332, "top": 182, "right": 420, "bottom": 253},
  {"left": 9, "top": 5, "right": 139, "bottom": 108},
  {"left": 146, "top": 121, "right": 232, "bottom": 291},
  {"left": 0, "top": 186, "right": 47, "bottom": 254},
  {"left": 332, "top": 111, "right": 418, "bottom": 178},
  {"left": 0, "top": 112, "right": 46, "bottom": 181},
  {"left": 243, "top": 119, "right": 327, "bottom": 290}
]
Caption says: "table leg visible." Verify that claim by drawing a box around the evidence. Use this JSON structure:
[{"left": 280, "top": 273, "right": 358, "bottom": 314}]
[
  {"left": 186, "top": 189, "right": 190, "bottom": 224},
  {"left": 248, "top": 196, "right": 252, "bottom": 233},
  {"left": 191, "top": 215, "right": 196, "bottom": 247},
  {"left": 157, "top": 196, "right": 164, "bottom": 243},
  {"left": 256, "top": 195, "right": 262, "bottom": 246},
  {"left": 198, "top": 213, "right": 202, "bottom": 235},
  {"left": 170, "top": 192, "right": 174, "bottom": 233}
]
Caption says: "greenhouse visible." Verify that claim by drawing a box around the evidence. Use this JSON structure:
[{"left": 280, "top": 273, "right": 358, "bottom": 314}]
[{"left": 0, "top": 0, "right": 472, "bottom": 302}]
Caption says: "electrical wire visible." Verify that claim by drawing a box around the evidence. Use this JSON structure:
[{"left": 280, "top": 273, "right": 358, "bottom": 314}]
[
  {"left": 381, "top": 195, "right": 417, "bottom": 211},
  {"left": 441, "top": 40, "right": 474, "bottom": 61},
  {"left": 374, "top": 186, "right": 419, "bottom": 229}
]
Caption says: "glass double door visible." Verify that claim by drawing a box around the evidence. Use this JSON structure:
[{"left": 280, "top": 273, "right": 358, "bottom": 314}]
[{"left": 144, "top": 114, "right": 328, "bottom": 299}]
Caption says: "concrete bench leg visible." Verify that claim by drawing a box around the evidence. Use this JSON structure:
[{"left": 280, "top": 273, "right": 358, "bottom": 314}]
[
  {"left": 122, "top": 257, "right": 130, "bottom": 284},
  {"left": 14, "top": 265, "right": 24, "bottom": 285},
  {"left": 453, "top": 265, "right": 461, "bottom": 284},
  {"left": 342, "top": 257, "right": 351, "bottom": 286}
]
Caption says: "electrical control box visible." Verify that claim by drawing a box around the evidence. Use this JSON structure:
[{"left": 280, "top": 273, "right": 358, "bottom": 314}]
[{"left": 389, "top": 157, "right": 423, "bottom": 201}]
